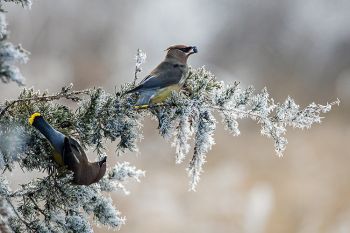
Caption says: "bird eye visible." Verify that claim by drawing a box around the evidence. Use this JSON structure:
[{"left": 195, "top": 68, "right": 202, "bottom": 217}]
[{"left": 178, "top": 47, "right": 192, "bottom": 53}]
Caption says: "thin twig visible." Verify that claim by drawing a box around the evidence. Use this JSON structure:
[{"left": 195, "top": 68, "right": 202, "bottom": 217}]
[
  {"left": 133, "top": 65, "right": 139, "bottom": 86},
  {"left": 28, "top": 196, "right": 47, "bottom": 219},
  {"left": 0, "top": 89, "right": 90, "bottom": 118},
  {"left": 133, "top": 48, "right": 146, "bottom": 86}
]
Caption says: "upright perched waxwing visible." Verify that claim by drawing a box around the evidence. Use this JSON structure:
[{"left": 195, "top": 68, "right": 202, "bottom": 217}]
[
  {"left": 125, "top": 45, "right": 198, "bottom": 108},
  {"left": 28, "top": 113, "right": 107, "bottom": 185}
]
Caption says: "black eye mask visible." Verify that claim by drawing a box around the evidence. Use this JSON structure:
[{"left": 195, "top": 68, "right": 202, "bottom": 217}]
[{"left": 178, "top": 47, "right": 193, "bottom": 53}]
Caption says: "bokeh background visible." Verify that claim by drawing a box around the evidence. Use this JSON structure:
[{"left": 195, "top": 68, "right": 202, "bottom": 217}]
[{"left": 2, "top": 0, "right": 350, "bottom": 232}]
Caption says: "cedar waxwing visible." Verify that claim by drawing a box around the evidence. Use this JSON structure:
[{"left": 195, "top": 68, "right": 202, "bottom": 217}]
[
  {"left": 125, "top": 45, "right": 198, "bottom": 108},
  {"left": 28, "top": 113, "right": 107, "bottom": 185}
]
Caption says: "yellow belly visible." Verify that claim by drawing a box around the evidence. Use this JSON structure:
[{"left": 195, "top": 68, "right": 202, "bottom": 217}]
[
  {"left": 150, "top": 84, "right": 181, "bottom": 104},
  {"left": 53, "top": 150, "right": 64, "bottom": 166}
]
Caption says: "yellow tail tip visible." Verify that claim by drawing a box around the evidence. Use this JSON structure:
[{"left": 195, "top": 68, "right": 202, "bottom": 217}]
[{"left": 28, "top": 112, "right": 41, "bottom": 125}]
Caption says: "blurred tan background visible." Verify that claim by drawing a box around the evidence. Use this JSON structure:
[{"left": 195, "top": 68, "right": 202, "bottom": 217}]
[{"left": 2, "top": 0, "right": 350, "bottom": 232}]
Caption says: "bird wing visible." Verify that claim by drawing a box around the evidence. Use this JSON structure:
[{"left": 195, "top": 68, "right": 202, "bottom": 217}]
[
  {"left": 62, "top": 137, "right": 84, "bottom": 170},
  {"left": 127, "top": 62, "right": 184, "bottom": 93},
  {"left": 138, "top": 69, "right": 183, "bottom": 90},
  {"left": 138, "top": 61, "right": 171, "bottom": 84},
  {"left": 69, "top": 137, "right": 89, "bottom": 162}
]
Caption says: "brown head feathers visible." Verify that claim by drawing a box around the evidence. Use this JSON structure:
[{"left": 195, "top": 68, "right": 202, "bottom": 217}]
[{"left": 165, "top": 45, "right": 198, "bottom": 64}]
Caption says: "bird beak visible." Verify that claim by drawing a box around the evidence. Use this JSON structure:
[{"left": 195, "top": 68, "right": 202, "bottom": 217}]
[
  {"left": 98, "top": 156, "right": 107, "bottom": 166},
  {"left": 191, "top": 46, "right": 198, "bottom": 54},
  {"left": 187, "top": 46, "right": 198, "bottom": 56}
]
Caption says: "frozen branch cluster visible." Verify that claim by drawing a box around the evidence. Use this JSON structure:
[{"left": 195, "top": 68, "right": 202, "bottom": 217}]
[
  {"left": 152, "top": 68, "right": 339, "bottom": 190},
  {"left": 99, "top": 162, "right": 145, "bottom": 195},
  {"left": 0, "top": 0, "right": 30, "bottom": 86},
  {"left": 0, "top": 85, "right": 145, "bottom": 232}
]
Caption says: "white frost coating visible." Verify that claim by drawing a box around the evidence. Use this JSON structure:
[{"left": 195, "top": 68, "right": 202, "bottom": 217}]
[
  {"left": 187, "top": 108, "right": 216, "bottom": 191},
  {"left": 172, "top": 100, "right": 194, "bottom": 164},
  {"left": 99, "top": 162, "right": 145, "bottom": 194},
  {"left": 0, "top": 9, "right": 29, "bottom": 86},
  {"left": 65, "top": 214, "right": 93, "bottom": 233},
  {"left": 0, "top": 14, "right": 7, "bottom": 39},
  {"left": 135, "top": 48, "right": 147, "bottom": 72},
  {"left": 0, "top": 124, "right": 28, "bottom": 165}
]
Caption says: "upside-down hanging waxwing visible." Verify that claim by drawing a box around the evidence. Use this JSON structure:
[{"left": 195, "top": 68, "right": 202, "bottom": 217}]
[
  {"left": 28, "top": 113, "right": 107, "bottom": 185},
  {"left": 125, "top": 45, "right": 198, "bottom": 108}
]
